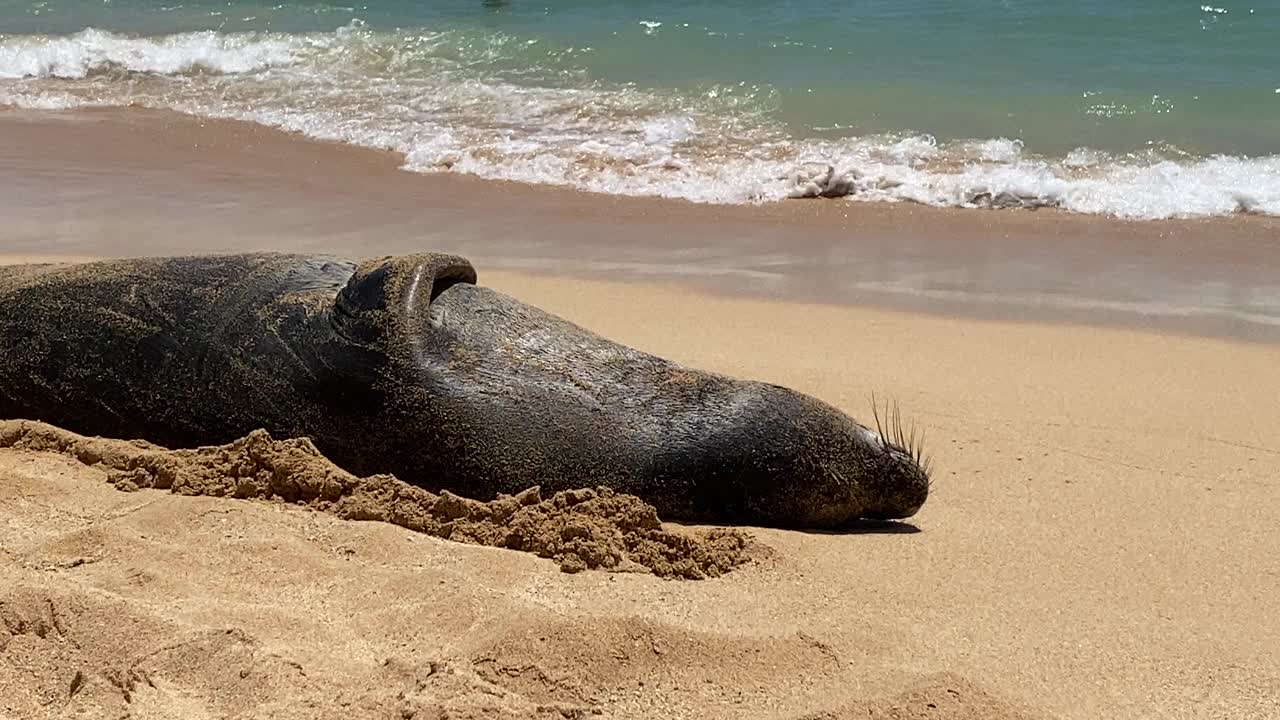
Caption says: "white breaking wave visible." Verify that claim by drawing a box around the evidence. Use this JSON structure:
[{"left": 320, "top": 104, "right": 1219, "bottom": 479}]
[
  {"left": 0, "top": 27, "right": 298, "bottom": 79},
  {"left": 2, "top": 25, "right": 1278, "bottom": 220}
]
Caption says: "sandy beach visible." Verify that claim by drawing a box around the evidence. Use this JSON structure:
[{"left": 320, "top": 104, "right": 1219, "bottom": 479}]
[{"left": 2, "top": 108, "right": 1279, "bottom": 720}]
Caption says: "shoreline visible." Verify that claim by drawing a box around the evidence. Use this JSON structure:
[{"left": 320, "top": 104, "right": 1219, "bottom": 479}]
[{"left": 3, "top": 106, "right": 1279, "bottom": 343}]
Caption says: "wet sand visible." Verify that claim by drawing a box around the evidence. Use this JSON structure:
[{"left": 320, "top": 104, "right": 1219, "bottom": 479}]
[{"left": 2, "top": 107, "right": 1279, "bottom": 720}]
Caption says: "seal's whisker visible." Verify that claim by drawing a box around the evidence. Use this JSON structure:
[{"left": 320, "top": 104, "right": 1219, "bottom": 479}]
[
  {"left": 898, "top": 402, "right": 905, "bottom": 450},
  {"left": 889, "top": 403, "right": 897, "bottom": 448},
  {"left": 892, "top": 398, "right": 905, "bottom": 452},
  {"left": 890, "top": 394, "right": 901, "bottom": 440},
  {"left": 867, "top": 392, "right": 933, "bottom": 483},
  {"left": 870, "top": 392, "right": 887, "bottom": 448}
]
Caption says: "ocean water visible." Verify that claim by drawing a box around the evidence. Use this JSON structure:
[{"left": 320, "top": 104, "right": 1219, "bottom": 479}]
[{"left": 1, "top": 0, "right": 1278, "bottom": 219}]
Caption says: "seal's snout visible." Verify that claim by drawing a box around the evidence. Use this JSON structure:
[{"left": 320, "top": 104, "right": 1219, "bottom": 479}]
[
  {"left": 840, "top": 400, "right": 932, "bottom": 522},
  {"left": 853, "top": 438, "right": 932, "bottom": 521},
  {"left": 794, "top": 418, "right": 931, "bottom": 527},
  {"left": 730, "top": 386, "right": 931, "bottom": 528}
]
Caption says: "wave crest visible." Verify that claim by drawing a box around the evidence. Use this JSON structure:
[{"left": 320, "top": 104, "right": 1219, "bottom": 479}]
[{"left": 0, "top": 27, "right": 297, "bottom": 79}]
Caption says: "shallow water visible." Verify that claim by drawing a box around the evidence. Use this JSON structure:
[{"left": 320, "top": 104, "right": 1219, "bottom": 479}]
[{"left": 2, "top": 0, "right": 1278, "bottom": 218}]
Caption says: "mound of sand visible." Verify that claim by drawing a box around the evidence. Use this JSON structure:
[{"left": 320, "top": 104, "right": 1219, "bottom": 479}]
[{"left": 0, "top": 420, "right": 755, "bottom": 579}]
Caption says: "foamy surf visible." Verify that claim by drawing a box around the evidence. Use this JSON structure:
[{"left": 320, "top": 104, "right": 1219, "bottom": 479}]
[
  {"left": 2, "top": 25, "right": 1277, "bottom": 220},
  {"left": 0, "top": 27, "right": 297, "bottom": 78}
]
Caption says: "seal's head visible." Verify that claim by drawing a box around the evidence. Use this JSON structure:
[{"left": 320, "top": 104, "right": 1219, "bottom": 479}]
[
  {"left": 849, "top": 399, "right": 933, "bottom": 520},
  {"left": 694, "top": 387, "right": 932, "bottom": 529}
]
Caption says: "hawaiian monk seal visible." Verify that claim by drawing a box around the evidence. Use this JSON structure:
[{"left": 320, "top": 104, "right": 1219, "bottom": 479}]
[{"left": 0, "top": 253, "right": 931, "bottom": 528}]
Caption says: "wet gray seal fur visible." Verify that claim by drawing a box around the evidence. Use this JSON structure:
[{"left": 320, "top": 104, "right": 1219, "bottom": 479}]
[{"left": 0, "top": 253, "right": 930, "bottom": 528}]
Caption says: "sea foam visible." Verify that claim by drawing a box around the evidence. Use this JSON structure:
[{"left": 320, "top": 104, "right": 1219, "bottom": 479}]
[{"left": 0, "top": 28, "right": 297, "bottom": 79}]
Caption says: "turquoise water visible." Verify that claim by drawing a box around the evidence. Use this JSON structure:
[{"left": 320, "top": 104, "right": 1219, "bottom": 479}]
[{"left": 2, "top": 1, "right": 1278, "bottom": 217}]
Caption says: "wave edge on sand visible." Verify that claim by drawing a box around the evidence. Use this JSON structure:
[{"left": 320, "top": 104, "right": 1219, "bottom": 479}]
[{"left": 3, "top": 25, "right": 1278, "bottom": 220}]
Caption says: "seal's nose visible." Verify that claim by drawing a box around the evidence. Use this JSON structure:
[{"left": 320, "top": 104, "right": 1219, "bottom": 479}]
[{"left": 860, "top": 446, "right": 931, "bottom": 520}]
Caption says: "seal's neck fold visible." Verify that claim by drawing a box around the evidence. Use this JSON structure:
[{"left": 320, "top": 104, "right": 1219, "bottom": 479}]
[{"left": 330, "top": 253, "right": 478, "bottom": 351}]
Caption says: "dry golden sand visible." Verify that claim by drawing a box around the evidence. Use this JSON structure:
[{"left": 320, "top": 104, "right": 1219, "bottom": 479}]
[{"left": 2, "top": 265, "right": 1278, "bottom": 719}]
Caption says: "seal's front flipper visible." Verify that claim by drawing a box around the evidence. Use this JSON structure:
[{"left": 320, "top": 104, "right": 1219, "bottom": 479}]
[{"left": 330, "top": 253, "right": 477, "bottom": 350}]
